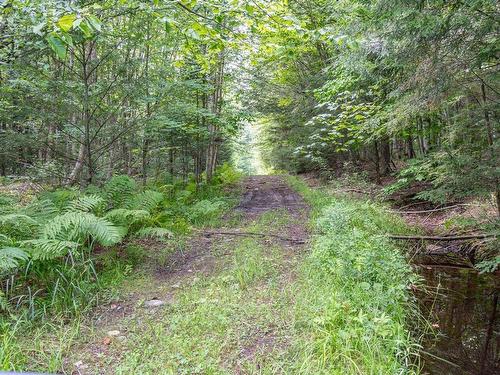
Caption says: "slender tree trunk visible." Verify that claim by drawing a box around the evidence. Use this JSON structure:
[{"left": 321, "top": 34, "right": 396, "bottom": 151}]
[
  {"left": 81, "top": 42, "right": 97, "bottom": 186},
  {"left": 66, "top": 142, "right": 86, "bottom": 186},
  {"left": 373, "top": 141, "right": 381, "bottom": 184},
  {"left": 407, "top": 130, "right": 415, "bottom": 159},
  {"left": 481, "top": 83, "right": 500, "bottom": 216},
  {"left": 142, "top": 21, "right": 152, "bottom": 186},
  {"left": 206, "top": 52, "right": 225, "bottom": 182},
  {"left": 380, "top": 138, "right": 391, "bottom": 176},
  {"left": 169, "top": 148, "right": 175, "bottom": 179}
]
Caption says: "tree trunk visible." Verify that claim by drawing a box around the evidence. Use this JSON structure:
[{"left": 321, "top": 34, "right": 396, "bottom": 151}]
[
  {"left": 66, "top": 142, "right": 86, "bottom": 186},
  {"left": 205, "top": 46, "right": 225, "bottom": 182},
  {"left": 380, "top": 138, "right": 391, "bottom": 176},
  {"left": 169, "top": 148, "right": 175, "bottom": 180},
  {"left": 373, "top": 141, "right": 381, "bottom": 184},
  {"left": 407, "top": 130, "right": 415, "bottom": 159},
  {"left": 481, "top": 82, "right": 500, "bottom": 216},
  {"left": 141, "top": 21, "right": 152, "bottom": 186}
]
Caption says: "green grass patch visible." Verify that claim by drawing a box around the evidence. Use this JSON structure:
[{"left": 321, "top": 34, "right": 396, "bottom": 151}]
[
  {"left": 285, "top": 176, "right": 421, "bottom": 374},
  {"left": 112, "top": 230, "right": 286, "bottom": 374}
]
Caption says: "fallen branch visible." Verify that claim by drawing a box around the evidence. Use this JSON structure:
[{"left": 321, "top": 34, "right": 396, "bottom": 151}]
[
  {"left": 417, "top": 263, "right": 475, "bottom": 270},
  {"left": 201, "top": 231, "right": 306, "bottom": 244},
  {"left": 388, "top": 234, "right": 496, "bottom": 241},
  {"left": 393, "top": 204, "right": 471, "bottom": 215},
  {"left": 338, "top": 188, "right": 372, "bottom": 195}
]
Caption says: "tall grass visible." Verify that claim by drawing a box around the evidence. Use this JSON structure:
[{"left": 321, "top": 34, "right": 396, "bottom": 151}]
[{"left": 287, "top": 176, "right": 421, "bottom": 374}]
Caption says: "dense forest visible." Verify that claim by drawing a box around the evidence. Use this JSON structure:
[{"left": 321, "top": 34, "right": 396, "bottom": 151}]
[
  {"left": 0, "top": 0, "right": 499, "bottom": 374},
  {"left": 1, "top": 1, "right": 499, "bottom": 205}
]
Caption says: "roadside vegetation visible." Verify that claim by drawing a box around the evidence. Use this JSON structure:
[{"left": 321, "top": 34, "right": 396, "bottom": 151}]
[
  {"left": 0, "top": 166, "right": 242, "bottom": 371},
  {"left": 286, "top": 177, "right": 421, "bottom": 374},
  {"left": 2, "top": 172, "right": 424, "bottom": 374}
]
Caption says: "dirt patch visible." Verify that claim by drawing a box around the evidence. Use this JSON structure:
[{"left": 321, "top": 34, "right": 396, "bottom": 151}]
[
  {"left": 237, "top": 175, "right": 307, "bottom": 219},
  {"left": 155, "top": 236, "right": 217, "bottom": 278}
]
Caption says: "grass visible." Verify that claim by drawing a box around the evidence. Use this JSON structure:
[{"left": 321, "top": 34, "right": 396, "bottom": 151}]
[
  {"left": 285, "top": 176, "right": 421, "bottom": 374},
  {"left": 0, "top": 170, "right": 243, "bottom": 371},
  {"left": 82, "top": 209, "right": 295, "bottom": 375}
]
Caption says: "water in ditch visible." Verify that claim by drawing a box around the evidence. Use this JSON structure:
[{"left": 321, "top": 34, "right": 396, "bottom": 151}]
[{"left": 414, "top": 263, "right": 499, "bottom": 374}]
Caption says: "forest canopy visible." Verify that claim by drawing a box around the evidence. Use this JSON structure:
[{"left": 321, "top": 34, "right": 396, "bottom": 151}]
[{"left": 1, "top": 1, "right": 499, "bottom": 373}]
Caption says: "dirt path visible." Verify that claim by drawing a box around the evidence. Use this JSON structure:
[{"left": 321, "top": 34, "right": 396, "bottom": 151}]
[{"left": 67, "top": 175, "right": 309, "bottom": 375}]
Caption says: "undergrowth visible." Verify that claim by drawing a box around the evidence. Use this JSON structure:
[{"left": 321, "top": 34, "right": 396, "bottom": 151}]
[
  {"left": 0, "top": 166, "right": 242, "bottom": 371},
  {"left": 286, "top": 176, "right": 421, "bottom": 374}
]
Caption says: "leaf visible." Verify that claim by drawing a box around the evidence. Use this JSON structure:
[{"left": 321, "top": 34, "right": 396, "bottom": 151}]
[
  {"left": 162, "top": 17, "right": 174, "bottom": 33},
  {"left": 86, "top": 15, "right": 102, "bottom": 32},
  {"left": 32, "top": 22, "right": 45, "bottom": 36},
  {"left": 0, "top": 247, "right": 28, "bottom": 271},
  {"left": 57, "top": 14, "right": 77, "bottom": 32},
  {"left": 245, "top": 4, "right": 255, "bottom": 15},
  {"left": 23, "top": 239, "right": 80, "bottom": 260},
  {"left": 46, "top": 34, "right": 67, "bottom": 60},
  {"left": 78, "top": 21, "right": 93, "bottom": 38}
]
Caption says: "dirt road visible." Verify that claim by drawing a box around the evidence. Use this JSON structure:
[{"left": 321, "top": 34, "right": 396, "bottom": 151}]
[{"left": 66, "top": 176, "right": 310, "bottom": 374}]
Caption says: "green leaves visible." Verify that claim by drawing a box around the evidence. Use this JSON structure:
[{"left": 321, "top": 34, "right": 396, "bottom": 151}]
[
  {"left": 57, "top": 14, "right": 77, "bottom": 32},
  {"left": 46, "top": 33, "right": 67, "bottom": 60},
  {"left": 45, "top": 14, "right": 102, "bottom": 59},
  {"left": 0, "top": 247, "right": 28, "bottom": 272}
]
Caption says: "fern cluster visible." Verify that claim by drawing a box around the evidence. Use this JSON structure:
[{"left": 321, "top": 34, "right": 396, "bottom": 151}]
[
  {"left": 1, "top": 172, "right": 237, "bottom": 315},
  {"left": 0, "top": 175, "right": 174, "bottom": 313}
]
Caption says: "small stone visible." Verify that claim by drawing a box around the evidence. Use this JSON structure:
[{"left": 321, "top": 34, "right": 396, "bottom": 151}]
[
  {"left": 117, "top": 335, "right": 127, "bottom": 342},
  {"left": 74, "top": 360, "right": 84, "bottom": 367},
  {"left": 144, "top": 299, "right": 165, "bottom": 308},
  {"left": 102, "top": 337, "right": 112, "bottom": 346},
  {"left": 172, "top": 283, "right": 181, "bottom": 288},
  {"left": 107, "top": 330, "right": 121, "bottom": 336}
]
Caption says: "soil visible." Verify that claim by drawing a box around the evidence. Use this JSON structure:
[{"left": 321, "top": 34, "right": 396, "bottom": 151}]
[{"left": 236, "top": 175, "right": 308, "bottom": 219}]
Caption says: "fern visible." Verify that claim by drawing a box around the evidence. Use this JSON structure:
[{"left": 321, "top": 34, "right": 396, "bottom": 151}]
[
  {"left": 126, "top": 190, "right": 164, "bottom": 212},
  {"left": 0, "top": 194, "right": 15, "bottom": 214},
  {"left": 22, "top": 199, "right": 59, "bottom": 221},
  {"left": 0, "top": 214, "right": 37, "bottom": 226},
  {"left": 39, "top": 188, "right": 80, "bottom": 210},
  {"left": 0, "top": 247, "right": 28, "bottom": 271},
  {"left": 105, "top": 209, "right": 150, "bottom": 226},
  {"left": 135, "top": 227, "right": 173, "bottom": 240},
  {"left": 23, "top": 239, "right": 80, "bottom": 261},
  {"left": 40, "top": 212, "right": 123, "bottom": 246},
  {"left": 64, "top": 195, "right": 105, "bottom": 213},
  {"left": 104, "top": 175, "right": 137, "bottom": 208}
]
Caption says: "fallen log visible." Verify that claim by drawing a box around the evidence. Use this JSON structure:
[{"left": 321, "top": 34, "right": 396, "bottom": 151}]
[
  {"left": 201, "top": 230, "right": 306, "bottom": 244},
  {"left": 387, "top": 234, "right": 496, "bottom": 241},
  {"left": 337, "top": 188, "right": 372, "bottom": 195}
]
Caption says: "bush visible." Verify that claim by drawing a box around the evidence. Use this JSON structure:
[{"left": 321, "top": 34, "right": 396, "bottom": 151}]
[{"left": 1, "top": 172, "right": 238, "bottom": 318}]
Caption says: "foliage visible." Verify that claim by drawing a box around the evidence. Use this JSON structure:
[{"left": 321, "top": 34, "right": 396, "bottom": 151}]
[
  {"left": 245, "top": 0, "right": 499, "bottom": 210},
  {"left": 1, "top": 0, "right": 248, "bottom": 186}
]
